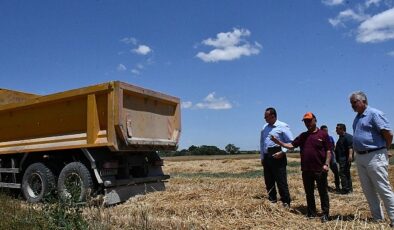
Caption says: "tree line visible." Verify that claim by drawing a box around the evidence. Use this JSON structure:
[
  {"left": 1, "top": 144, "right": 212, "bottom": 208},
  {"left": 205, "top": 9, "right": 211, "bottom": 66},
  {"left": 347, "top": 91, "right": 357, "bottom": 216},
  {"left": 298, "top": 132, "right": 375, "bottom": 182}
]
[
  {"left": 158, "top": 144, "right": 258, "bottom": 157},
  {"left": 159, "top": 144, "right": 394, "bottom": 157}
]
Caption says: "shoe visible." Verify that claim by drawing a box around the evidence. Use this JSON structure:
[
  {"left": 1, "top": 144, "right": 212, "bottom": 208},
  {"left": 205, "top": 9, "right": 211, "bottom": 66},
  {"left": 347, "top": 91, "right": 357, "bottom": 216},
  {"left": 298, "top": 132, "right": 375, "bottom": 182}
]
[
  {"left": 340, "top": 189, "right": 352, "bottom": 195},
  {"left": 282, "top": 203, "right": 290, "bottom": 209},
  {"left": 321, "top": 214, "right": 329, "bottom": 223},
  {"left": 307, "top": 213, "right": 317, "bottom": 219}
]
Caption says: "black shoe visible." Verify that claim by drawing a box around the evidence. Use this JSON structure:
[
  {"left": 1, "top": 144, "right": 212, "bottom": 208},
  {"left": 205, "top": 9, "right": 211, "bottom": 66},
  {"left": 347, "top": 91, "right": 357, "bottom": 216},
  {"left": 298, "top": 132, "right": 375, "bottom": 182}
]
[
  {"left": 321, "top": 214, "right": 329, "bottom": 223},
  {"left": 307, "top": 213, "right": 317, "bottom": 219},
  {"left": 340, "top": 189, "right": 352, "bottom": 195},
  {"left": 282, "top": 203, "right": 290, "bottom": 208}
]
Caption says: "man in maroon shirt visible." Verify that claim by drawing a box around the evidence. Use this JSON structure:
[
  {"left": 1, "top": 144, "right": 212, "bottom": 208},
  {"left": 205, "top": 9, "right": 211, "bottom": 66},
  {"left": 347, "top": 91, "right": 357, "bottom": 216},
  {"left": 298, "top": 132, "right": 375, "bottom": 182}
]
[{"left": 271, "top": 112, "right": 331, "bottom": 222}]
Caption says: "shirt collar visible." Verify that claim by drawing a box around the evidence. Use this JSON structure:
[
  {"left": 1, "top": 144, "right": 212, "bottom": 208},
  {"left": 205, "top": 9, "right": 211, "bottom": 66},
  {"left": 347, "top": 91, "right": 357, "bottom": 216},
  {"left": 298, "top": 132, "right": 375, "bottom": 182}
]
[
  {"left": 271, "top": 120, "right": 280, "bottom": 127},
  {"left": 357, "top": 106, "right": 369, "bottom": 118}
]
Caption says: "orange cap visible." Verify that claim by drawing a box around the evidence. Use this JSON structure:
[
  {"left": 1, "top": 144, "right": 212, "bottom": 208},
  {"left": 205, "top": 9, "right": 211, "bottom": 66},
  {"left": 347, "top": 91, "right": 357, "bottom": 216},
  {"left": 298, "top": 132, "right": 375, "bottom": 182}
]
[{"left": 302, "top": 112, "right": 316, "bottom": 121}]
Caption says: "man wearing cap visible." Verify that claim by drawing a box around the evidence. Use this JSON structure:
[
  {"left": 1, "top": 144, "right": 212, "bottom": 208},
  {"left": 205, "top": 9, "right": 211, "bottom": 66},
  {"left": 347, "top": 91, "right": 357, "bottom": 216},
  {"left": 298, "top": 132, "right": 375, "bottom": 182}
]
[
  {"left": 350, "top": 91, "right": 394, "bottom": 226},
  {"left": 260, "top": 107, "right": 293, "bottom": 207},
  {"left": 271, "top": 112, "right": 331, "bottom": 222}
]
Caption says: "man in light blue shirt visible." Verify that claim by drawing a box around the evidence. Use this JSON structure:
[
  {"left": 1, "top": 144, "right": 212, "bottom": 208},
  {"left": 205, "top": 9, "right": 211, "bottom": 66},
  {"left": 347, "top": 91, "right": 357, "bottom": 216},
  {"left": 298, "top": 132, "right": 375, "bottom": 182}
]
[
  {"left": 350, "top": 91, "right": 394, "bottom": 226},
  {"left": 260, "top": 107, "right": 293, "bottom": 207}
]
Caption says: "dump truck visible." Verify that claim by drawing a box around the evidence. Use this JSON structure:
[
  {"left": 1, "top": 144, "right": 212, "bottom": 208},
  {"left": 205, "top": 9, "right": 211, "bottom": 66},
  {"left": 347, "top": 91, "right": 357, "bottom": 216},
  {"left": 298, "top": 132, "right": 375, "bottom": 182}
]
[{"left": 0, "top": 81, "right": 180, "bottom": 205}]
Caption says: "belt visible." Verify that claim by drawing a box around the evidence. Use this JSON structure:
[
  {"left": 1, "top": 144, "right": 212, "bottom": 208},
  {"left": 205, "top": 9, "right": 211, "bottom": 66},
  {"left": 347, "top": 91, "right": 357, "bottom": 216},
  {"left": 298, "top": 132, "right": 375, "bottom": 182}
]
[
  {"left": 267, "top": 146, "right": 282, "bottom": 155},
  {"left": 357, "top": 147, "right": 386, "bottom": 155}
]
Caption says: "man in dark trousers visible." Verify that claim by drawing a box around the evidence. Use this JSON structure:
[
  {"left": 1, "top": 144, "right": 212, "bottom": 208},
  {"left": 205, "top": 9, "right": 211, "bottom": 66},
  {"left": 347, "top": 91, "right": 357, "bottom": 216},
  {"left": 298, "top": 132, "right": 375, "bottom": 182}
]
[
  {"left": 271, "top": 112, "right": 331, "bottom": 222},
  {"left": 260, "top": 107, "right": 293, "bottom": 207},
  {"left": 334, "top": 123, "right": 353, "bottom": 194},
  {"left": 320, "top": 125, "right": 340, "bottom": 193}
]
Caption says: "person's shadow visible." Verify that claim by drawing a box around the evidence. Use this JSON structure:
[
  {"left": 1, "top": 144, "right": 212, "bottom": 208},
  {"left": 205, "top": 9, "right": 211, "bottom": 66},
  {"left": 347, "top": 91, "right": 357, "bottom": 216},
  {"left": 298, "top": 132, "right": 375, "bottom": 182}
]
[
  {"left": 253, "top": 196, "right": 357, "bottom": 222},
  {"left": 291, "top": 205, "right": 356, "bottom": 221}
]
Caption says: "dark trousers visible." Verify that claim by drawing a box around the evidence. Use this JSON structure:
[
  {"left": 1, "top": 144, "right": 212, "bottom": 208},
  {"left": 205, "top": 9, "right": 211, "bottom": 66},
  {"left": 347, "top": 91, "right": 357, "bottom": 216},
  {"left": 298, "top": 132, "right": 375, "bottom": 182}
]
[
  {"left": 263, "top": 156, "right": 290, "bottom": 205},
  {"left": 330, "top": 162, "right": 340, "bottom": 190},
  {"left": 338, "top": 160, "right": 353, "bottom": 192},
  {"left": 302, "top": 171, "right": 329, "bottom": 216}
]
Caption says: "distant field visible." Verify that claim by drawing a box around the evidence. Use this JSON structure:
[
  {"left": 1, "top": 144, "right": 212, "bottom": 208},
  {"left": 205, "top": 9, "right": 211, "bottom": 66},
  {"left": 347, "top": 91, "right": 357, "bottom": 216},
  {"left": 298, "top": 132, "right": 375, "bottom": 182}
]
[
  {"left": 165, "top": 150, "right": 394, "bottom": 162},
  {"left": 163, "top": 152, "right": 302, "bottom": 161},
  {"left": 163, "top": 153, "right": 261, "bottom": 161}
]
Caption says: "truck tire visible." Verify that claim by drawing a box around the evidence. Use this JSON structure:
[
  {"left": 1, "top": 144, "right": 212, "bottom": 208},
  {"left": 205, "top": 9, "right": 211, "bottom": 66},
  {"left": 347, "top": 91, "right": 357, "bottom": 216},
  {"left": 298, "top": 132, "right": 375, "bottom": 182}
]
[
  {"left": 57, "top": 162, "right": 93, "bottom": 203},
  {"left": 22, "top": 163, "right": 56, "bottom": 203}
]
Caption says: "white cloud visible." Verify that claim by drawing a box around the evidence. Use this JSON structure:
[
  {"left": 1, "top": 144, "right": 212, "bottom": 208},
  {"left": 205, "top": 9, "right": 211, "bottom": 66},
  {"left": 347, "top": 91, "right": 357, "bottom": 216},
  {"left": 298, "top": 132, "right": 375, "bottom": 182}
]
[
  {"left": 387, "top": 50, "right": 394, "bottom": 56},
  {"left": 133, "top": 45, "right": 152, "bottom": 55},
  {"left": 195, "top": 92, "right": 232, "bottom": 110},
  {"left": 131, "top": 69, "right": 140, "bottom": 75},
  {"left": 117, "top": 64, "right": 127, "bottom": 72},
  {"left": 328, "top": 9, "right": 369, "bottom": 27},
  {"left": 197, "top": 44, "right": 260, "bottom": 62},
  {"left": 120, "top": 37, "right": 137, "bottom": 45},
  {"left": 365, "top": 0, "right": 381, "bottom": 8},
  {"left": 119, "top": 36, "right": 153, "bottom": 75},
  {"left": 130, "top": 63, "right": 145, "bottom": 75},
  {"left": 202, "top": 28, "right": 250, "bottom": 48},
  {"left": 322, "top": 0, "right": 344, "bottom": 6},
  {"left": 196, "top": 28, "right": 261, "bottom": 62},
  {"left": 181, "top": 101, "right": 193, "bottom": 109},
  {"left": 182, "top": 93, "right": 232, "bottom": 110},
  {"left": 356, "top": 7, "right": 394, "bottom": 43}
]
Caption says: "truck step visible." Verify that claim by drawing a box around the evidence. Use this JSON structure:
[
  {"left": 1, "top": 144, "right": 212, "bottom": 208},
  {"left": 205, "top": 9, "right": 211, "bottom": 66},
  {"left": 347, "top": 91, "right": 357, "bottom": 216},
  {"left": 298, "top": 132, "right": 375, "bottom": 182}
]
[
  {"left": 0, "top": 168, "right": 19, "bottom": 173},
  {"left": 104, "top": 175, "right": 170, "bottom": 187},
  {"left": 0, "top": 182, "right": 21, "bottom": 189}
]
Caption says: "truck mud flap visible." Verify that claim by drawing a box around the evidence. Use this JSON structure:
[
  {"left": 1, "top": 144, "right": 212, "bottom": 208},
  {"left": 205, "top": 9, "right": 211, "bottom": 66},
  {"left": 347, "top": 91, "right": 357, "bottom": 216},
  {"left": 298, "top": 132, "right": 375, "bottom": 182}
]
[{"left": 104, "top": 181, "right": 166, "bottom": 205}]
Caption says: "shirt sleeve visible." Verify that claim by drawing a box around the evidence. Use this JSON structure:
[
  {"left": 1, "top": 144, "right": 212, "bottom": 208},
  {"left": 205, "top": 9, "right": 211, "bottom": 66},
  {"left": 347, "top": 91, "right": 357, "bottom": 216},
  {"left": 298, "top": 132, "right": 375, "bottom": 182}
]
[
  {"left": 372, "top": 111, "right": 391, "bottom": 132},
  {"left": 260, "top": 130, "right": 264, "bottom": 160},
  {"left": 280, "top": 125, "right": 294, "bottom": 153},
  {"left": 292, "top": 134, "right": 301, "bottom": 148},
  {"left": 346, "top": 134, "right": 353, "bottom": 149}
]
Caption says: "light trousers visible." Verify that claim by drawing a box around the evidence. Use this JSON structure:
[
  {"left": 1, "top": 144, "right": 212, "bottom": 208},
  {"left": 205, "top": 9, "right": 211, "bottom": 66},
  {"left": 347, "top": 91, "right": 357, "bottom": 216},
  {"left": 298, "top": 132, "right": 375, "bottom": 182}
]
[{"left": 356, "top": 149, "right": 394, "bottom": 223}]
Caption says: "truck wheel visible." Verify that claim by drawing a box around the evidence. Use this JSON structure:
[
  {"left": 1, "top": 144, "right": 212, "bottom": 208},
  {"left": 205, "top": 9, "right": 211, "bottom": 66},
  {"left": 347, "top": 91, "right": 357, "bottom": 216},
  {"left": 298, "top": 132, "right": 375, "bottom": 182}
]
[
  {"left": 57, "top": 162, "right": 93, "bottom": 203},
  {"left": 22, "top": 163, "right": 56, "bottom": 203}
]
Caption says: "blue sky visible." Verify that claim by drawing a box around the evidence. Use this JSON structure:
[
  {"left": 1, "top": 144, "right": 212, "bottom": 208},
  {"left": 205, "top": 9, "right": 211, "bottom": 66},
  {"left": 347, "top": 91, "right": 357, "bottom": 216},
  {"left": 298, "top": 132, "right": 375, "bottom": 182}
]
[{"left": 1, "top": 0, "right": 394, "bottom": 150}]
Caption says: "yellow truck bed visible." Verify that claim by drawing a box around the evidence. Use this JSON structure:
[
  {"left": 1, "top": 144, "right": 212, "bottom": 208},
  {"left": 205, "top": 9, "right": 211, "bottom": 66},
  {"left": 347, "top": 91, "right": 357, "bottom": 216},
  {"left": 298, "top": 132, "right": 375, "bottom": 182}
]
[{"left": 0, "top": 81, "right": 181, "bottom": 154}]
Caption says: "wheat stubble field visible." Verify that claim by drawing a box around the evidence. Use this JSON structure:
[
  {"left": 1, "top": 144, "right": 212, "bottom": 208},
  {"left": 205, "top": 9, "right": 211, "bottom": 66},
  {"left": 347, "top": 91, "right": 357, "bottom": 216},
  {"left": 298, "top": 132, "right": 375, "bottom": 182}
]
[{"left": 87, "top": 152, "right": 394, "bottom": 229}]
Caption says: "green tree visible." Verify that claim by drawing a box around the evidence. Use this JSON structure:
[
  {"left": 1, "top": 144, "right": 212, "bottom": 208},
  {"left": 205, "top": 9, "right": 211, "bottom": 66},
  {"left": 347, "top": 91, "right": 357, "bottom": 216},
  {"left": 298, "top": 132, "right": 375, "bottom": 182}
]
[
  {"left": 225, "top": 144, "right": 240, "bottom": 154},
  {"left": 188, "top": 145, "right": 198, "bottom": 152}
]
